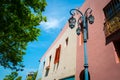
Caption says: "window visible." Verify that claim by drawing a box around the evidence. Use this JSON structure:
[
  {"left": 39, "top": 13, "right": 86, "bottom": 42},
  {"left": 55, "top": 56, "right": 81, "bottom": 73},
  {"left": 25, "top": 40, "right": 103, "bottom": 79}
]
[
  {"left": 45, "top": 67, "right": 49, "bottom": 77},
  {"left": 49, "top": 55, "right": 52, "bottom": 65},
  {"left": 113, "top": 40, "right": 120, "bottom": 62},
  {"left": 54, "top": 45, "right": 61, "bottom": 64},
  {"left": 103, "top": 0, "right": 120, "bottom": 20},
  {"left": 66, "top": 37, "right": 69, "bottom": 46},
  {"left": 43, "top": 61, "right": 45, "bottom": 69},
  {"left": 54, "top": 45, "right": 61, "bottom": 70},
  {"left": 44, "top": 56, "right": 51, "bottom": 77},
  {"left": 114, "top": 0, "right": 120, "bottom": 9}
]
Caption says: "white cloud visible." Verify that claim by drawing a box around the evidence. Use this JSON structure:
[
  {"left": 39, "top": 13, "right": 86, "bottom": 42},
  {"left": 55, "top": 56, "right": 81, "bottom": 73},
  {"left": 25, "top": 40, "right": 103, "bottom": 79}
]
[{"left": 40, "top": 17, "right": 65, "bottom": 31}]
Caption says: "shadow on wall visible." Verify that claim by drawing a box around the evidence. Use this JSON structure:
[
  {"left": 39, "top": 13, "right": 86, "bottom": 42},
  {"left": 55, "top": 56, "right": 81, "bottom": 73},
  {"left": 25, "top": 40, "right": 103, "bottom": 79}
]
[{"left": 79, "top": 69, "right": 90, "bottom": 80}]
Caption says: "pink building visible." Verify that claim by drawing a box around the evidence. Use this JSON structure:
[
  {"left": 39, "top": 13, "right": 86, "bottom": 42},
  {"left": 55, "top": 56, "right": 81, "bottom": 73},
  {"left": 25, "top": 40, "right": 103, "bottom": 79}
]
[
  {"left": 76, "top": 0, "right": 120, "bottom": 80},
  {"left": 36, "top": 0, "right": 120, "bottom": 80}
]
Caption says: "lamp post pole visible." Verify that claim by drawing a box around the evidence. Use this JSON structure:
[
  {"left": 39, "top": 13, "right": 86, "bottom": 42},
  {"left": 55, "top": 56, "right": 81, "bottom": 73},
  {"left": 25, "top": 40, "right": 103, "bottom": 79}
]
[{"left": 68, "top": 8, "right": 94, "bottom": 80}]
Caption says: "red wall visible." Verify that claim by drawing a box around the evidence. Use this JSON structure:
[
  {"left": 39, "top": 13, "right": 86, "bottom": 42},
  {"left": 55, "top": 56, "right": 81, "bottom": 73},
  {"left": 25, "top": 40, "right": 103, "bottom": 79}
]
[{"left": 76, "top": 0, "right": 120, "bottom": 80}]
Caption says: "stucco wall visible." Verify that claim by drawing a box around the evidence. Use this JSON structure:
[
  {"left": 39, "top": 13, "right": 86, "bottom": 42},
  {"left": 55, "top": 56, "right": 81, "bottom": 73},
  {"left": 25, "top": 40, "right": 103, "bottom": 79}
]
[
  {"left": 76, "top": 0, "right": 120, "bottom": 80},
  {"left": 41, "top": 23, "right": 77, "bottom": 80}
]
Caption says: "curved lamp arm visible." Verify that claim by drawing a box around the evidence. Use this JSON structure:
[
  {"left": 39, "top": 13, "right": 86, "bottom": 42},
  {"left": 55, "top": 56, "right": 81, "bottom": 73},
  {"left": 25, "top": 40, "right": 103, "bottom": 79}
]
[
  {"left": 84, "top": 8, "right": 92, "bottom": 16},
  {"left": 70, "top": 9, "right": 83, "bottom": 16},
  {"left": 70, "top": 8, "right": 93, "bottom": 26}
]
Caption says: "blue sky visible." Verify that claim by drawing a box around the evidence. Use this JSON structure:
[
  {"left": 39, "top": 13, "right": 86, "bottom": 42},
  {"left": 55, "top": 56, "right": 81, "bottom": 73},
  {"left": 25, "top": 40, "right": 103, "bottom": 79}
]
[{"left": 0, "top": 0, "right": 84, "bottom": 80}]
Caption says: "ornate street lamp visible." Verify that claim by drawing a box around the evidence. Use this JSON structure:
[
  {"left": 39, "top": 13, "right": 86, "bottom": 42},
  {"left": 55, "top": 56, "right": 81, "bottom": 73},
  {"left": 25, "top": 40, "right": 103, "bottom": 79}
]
[
  {"left": 68, "top": 8, "right": 94, "bottom": 80},
  {"left": 76, "top": 27, "right": 81, "bottom": 36},
  {"left": 68, "top": 16, "right": 76, "bottom": 29}
]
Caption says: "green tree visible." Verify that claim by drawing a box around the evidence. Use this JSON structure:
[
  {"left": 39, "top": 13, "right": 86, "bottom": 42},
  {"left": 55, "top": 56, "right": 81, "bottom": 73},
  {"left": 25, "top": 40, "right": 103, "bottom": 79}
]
[
  {"left": 26, "top": 71, "right": 38, "bottom": 80},
  {"left": 38, "top": 78, "right": 42, "bottom": 80},
  {"left": 33, "top": 71, "right": 38, "bottom": 80},
  {"left": 16, "top": 76, "right": 22, "bottom": 80},
  {"left": 3, "top": 71, "right": 22, "bottom": 80},
  {"left": 0, "top": 0, "right": 47, "bottom": 70}
]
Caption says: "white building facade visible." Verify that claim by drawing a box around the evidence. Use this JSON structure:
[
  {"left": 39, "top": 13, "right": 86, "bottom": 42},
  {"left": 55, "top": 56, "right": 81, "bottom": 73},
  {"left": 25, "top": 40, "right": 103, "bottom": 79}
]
[{"left": 36, "top": 23, "right": 78, "bottom": 80}]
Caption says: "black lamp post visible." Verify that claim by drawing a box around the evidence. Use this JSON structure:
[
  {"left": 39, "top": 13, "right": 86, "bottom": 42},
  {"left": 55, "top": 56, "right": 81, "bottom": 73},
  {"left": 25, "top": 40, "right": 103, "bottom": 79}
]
[{"left": 68, "top": 8, "right": 94, "bottom": 80}]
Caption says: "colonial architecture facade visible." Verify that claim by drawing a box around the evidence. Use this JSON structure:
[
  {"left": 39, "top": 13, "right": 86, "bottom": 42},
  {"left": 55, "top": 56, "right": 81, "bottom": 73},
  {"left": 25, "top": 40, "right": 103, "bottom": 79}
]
[
  {"left": 36, "top": 23, "right": 78, "bottom": 80},
  {"left": 76, "top": 0, "right": 120, "bottom": 80},
  {"left": 36, "top": 0, "right": 120, "bottom": 80}
]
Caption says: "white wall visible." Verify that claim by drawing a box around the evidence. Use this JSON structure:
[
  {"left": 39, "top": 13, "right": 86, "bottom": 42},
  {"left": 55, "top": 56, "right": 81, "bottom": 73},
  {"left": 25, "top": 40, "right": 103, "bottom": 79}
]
[{"left": 40, "top": 23, "right": 77, "bottom": 80}]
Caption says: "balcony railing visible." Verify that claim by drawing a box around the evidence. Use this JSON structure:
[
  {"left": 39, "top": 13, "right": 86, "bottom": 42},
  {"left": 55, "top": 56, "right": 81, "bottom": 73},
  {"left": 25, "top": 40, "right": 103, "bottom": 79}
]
[{"left": 104, "top": 12, "right": 120, "bottom": 37}]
